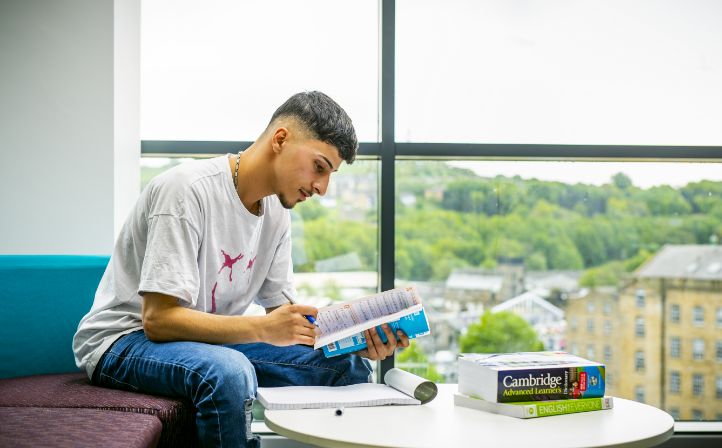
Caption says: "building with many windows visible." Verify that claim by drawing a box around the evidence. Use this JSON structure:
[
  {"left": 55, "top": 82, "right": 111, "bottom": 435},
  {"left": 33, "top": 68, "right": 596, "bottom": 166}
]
[{"left": 567, "top": 245, "right": 722, "bottom": 420}]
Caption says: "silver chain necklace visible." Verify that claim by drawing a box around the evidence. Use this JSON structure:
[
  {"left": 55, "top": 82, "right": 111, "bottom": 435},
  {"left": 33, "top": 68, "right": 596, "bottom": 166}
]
[{"left": 233, "top": 151, "right": 260, "bottom": 216}]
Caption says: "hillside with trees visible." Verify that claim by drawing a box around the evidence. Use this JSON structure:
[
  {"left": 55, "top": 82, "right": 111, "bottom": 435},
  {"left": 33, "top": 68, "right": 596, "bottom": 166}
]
[{"left": 294, "top": 161, "right": 722, "bottom": 286}]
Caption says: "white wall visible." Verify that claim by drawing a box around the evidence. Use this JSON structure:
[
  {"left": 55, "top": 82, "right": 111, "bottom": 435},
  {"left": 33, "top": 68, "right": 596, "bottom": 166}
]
[{"left": 0, "top": 0, "right": 139, "bottom": 254}]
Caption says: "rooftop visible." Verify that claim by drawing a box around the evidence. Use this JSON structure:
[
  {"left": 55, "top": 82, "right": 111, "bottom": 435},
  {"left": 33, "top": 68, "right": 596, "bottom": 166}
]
[{"left": 636, "top": 244, "right": 722, "bottom": 280}]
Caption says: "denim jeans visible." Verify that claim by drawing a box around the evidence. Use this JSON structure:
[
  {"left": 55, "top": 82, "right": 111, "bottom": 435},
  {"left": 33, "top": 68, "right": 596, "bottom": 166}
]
[{"left": 93, "top": 330, "right": 372, "bottom": 448}]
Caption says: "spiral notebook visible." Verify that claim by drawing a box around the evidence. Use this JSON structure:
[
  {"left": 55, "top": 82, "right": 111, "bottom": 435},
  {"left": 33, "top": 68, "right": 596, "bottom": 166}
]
[{"left": 257, "top": 368, "right": 438, "bottom": 410}]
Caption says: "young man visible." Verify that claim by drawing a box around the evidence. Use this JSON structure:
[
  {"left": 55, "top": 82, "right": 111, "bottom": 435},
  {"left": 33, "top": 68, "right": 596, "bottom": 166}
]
[{"left": 73, "top": 91, "right": 409, "bottom": 447}]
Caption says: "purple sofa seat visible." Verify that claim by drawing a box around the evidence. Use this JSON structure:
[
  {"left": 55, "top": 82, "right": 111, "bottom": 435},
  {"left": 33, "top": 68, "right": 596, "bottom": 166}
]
[
  {"left": 0, "top": 373, "right": 197, "bottom": 447},
  {"left": 0, "top": 407, "right": 162, "bottom": 448}
]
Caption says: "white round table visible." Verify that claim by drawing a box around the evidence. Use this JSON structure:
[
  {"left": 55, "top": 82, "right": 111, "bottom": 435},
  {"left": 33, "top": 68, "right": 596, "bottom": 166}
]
[{"left": 264, "top": 384, "right": 674, "bottom": 448}]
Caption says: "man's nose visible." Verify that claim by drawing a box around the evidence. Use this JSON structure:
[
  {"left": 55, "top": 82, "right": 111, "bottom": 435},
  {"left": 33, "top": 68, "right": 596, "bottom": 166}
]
[{"left": 313, "top": 175, "right": 330, "bottom": 196}]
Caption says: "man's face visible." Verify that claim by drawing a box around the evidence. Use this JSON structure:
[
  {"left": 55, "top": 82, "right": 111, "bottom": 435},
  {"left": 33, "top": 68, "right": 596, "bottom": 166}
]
[{"left": 275, "top": 137, "right": 343, "bottom": 209}]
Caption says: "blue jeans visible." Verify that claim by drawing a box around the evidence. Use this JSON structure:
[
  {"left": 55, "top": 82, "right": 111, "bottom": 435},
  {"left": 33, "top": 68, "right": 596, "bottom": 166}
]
[{"left": 93, "top": 330, "right": 372, "bottom": 448}]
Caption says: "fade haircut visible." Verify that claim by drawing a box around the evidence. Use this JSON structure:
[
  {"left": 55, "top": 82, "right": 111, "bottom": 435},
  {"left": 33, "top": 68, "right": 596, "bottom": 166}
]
[{"left": 269, "top": 91, "right": 358, "bottom": 164}]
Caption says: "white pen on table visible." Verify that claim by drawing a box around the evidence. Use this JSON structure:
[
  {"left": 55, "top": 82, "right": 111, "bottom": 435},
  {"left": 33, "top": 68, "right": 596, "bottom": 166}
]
[{"left": 281, "top": 290, "right": 317, "bottom": 325}]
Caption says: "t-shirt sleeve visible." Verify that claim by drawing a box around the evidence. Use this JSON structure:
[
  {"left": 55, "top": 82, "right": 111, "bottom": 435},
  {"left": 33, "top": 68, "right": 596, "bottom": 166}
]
[
  {"left": 254, "top": 227, "right": 295, "bottom": 309},
  {"left": 138, "top": 214, "right": 201, "bottom": 306}
]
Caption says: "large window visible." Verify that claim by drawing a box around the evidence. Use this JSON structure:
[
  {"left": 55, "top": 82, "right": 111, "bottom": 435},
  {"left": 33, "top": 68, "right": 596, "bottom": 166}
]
[{"left": 141, "top": 0, "right": 722, "bottom": 423}]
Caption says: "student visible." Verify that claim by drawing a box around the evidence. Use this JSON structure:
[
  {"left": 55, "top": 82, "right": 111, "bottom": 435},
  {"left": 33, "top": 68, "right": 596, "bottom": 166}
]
[{"left": 73, "top": 91, "right": 410, "bottom": 447}]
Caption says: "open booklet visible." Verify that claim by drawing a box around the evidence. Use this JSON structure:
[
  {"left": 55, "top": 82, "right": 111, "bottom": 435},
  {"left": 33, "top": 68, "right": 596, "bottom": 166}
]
[
  {"left": 313, "top": 286, "right": 431, "bottom": 357},
  {"left": 256, "top": 368, "right": 438, "bottom": 411}
]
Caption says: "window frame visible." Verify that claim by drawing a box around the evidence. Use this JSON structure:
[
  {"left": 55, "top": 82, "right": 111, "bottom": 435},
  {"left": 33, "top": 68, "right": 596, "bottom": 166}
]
[
  {"left": 635, "top": 350, "right": 646, "bottom": 372},
  {"left": 671, "top": 336, "right": 682, "bottom": 359},
  {"left": 670, "top": 371, "right": 681, "bottom": 394},
  {"left": 635, "top": 317, "right": 645, "bottom": 338},
  {"left": 694, "top": 306, "right": 705, "bottom": 327},
  {"left": 671, "top": 304, "right": 681, "bottom": 324},
  {"left": 693, "top": 339, "right": 706, "bottom": 361},
  {"left": 635, "top": 289, "right": 645, "bottom": 308},
  {"left": 140, "top": 0, "right": 722, "bottom": 396},
  {"left": 693, "top": 374, "right": 704, "bottom": 397}
]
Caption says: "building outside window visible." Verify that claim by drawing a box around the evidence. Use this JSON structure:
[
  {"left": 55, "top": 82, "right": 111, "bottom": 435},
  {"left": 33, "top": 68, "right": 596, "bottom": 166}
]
[
  {"left": 670, "top": 371, "right": 681, "bottom": 394},
  {"left": 604, "top": 345, "right": 612, "bottom": 363},
  {"left": 587, "top": 318, "right": 595, "bottom": 333},
  {"left": 717, "top": 307, "right": 722, "bottom": 328},
  {"left": 587, "top": 301, "right": 595, "bottom": 313},
  {"left": 693, "top": 409, "right": 705, "bottom": 421},
  {"left": 717, "top": 341, "right": 722, "bottom": 362},
  {"left": 717, "top": 376, "right": 722, "bottom": 399},
  {"left": 671, "top": 304, "right": 681, "bottom": 324},
  {"left": 670, "top": 408, "right": 681, "bottom": 419},
  {"left": 587, "top": 344, "right": 595, "bottom": 360}
]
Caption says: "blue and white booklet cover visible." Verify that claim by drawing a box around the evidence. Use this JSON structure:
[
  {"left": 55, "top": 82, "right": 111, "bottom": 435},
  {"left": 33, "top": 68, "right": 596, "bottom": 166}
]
[{"left": 313, "top": 286, "right": 431, "bottom": 357}]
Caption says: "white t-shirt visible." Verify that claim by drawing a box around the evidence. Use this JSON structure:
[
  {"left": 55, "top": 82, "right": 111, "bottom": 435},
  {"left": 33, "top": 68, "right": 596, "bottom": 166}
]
[{"left": 73, "top": 155, "right": 293, "bottom": 379}]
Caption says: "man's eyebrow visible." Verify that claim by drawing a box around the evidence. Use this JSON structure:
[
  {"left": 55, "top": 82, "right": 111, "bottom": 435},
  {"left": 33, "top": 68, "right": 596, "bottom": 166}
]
[{"left": 320, "top": 155, "right": 337, "bottom": 172}]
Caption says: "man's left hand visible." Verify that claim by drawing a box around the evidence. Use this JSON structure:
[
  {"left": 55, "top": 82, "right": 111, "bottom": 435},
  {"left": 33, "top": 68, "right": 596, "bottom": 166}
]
[{"left": 355, "top": 324, "right": 410, "bottom": 361}]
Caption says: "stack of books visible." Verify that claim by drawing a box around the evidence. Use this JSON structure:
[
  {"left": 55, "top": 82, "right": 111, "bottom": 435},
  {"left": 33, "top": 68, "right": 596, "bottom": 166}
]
[{"left": 455, "top": 351, "right": 612, "bottom": 418}]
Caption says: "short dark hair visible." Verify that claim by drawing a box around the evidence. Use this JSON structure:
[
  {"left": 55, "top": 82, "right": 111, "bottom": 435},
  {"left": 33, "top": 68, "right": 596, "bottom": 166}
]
[{"left": 269, "top": 91, "right": 358, "bottom": 164}]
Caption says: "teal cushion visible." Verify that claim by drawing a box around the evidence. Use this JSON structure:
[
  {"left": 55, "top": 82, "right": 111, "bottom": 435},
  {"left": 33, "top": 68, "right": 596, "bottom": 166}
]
[{"left": 0, "top": 255, "right": 109, "bottom": 379}]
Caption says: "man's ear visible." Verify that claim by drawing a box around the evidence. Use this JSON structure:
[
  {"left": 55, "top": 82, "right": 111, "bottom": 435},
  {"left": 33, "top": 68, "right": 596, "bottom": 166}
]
[{"left": 271, "top": 127, "right": 289, "bottom": 154}]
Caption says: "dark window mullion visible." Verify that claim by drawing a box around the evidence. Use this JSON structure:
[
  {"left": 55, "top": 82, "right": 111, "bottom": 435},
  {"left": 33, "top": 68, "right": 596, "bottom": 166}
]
[{"left": 378, "top": 0, "right": 396, "bottom": 382}]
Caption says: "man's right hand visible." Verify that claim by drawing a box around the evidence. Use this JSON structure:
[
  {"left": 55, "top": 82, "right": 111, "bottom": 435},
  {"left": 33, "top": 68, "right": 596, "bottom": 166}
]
[{"left": 261, "top": 304, "right": 318, "bottom": 346}]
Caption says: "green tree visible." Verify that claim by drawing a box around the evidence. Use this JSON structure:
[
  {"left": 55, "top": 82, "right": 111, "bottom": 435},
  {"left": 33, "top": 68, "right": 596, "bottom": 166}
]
[
  {"left": 612, "top": 172, "right": 633, "bottom": 191},
  {"left": 579, "top": 260, "right": 625, "bottom": 288},
  {"left": 396, "top": 340, "right": 444, "bottom": 383},
  {"left": 459, "top": 311, "right": 544, "bottom": 353},
  {"left": 296, "top": 199, "right": 328, "bottom": 221},
  {"left": 299, "top": 219, "right": 376, "bottom": 272},
  {"left": 641, "top": 186, "right": 692, "bottom": 216}
]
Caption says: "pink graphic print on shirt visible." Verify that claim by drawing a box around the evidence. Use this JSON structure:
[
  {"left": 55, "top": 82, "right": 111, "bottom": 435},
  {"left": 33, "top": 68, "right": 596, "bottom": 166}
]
[
  {"left": 245, "top": 256, "right": 256, "bottom": 283},
  {"left": 210, "top": 250, "right": 257, "bottom": 313},
  {"left": 219, "top": 250, "right": 244, "bottom": 282}
]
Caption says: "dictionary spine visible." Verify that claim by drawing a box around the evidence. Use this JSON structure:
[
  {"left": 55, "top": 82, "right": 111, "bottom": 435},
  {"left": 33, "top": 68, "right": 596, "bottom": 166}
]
[{"left": 493, "top": 366, "right": 605, "bottom": 403}]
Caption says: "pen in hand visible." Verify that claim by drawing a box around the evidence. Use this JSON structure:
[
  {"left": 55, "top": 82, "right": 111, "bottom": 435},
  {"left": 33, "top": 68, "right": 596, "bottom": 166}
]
[{"left": 281, "top": 290, "right": 317, "bottom": 325}]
